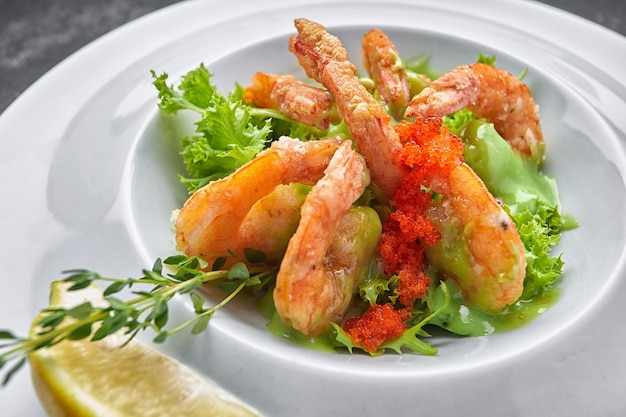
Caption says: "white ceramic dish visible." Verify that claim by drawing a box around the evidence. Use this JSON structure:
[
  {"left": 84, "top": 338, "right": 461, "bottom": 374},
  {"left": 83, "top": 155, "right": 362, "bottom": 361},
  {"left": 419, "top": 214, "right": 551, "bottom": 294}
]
[{"left": 2, "top": 0, "right": 626, "bottom": 415}]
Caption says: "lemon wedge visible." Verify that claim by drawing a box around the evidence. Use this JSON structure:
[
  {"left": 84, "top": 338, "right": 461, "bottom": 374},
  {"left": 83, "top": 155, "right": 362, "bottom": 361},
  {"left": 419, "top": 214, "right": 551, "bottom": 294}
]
[{"left": 29, "top": 281, "right": 262, "bottom": 417}]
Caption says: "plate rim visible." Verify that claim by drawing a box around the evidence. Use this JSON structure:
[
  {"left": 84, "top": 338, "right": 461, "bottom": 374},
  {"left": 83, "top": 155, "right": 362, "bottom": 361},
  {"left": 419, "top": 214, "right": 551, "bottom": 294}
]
[{"left": 1, "top": 0, "right": 626, "bottom": 415}]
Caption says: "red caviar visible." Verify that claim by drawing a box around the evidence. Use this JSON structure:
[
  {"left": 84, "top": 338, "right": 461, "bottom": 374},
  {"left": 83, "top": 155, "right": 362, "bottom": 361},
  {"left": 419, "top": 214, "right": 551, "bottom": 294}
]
[
  {"left": 394, "top": 118, "right": 465, "bottom": 179},
  {"left": 382, "top": 118, "right": 464, "bottom": 305},
  {"left": 344, "top": 118, "right": 464, "bottom": 352},
  {"left": 343, "top": 303, "right": 409, "bottom": 353}
]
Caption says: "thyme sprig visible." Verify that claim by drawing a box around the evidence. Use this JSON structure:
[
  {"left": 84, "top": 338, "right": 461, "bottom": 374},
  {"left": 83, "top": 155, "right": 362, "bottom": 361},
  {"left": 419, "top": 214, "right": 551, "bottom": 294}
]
[{"left": 0, "top": 252, "right": 276, "bottom": 386}]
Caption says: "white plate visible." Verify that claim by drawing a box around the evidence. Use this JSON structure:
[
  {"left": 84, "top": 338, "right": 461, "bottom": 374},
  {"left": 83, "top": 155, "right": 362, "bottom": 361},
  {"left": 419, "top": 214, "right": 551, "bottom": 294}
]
[{"left": 2, "top": 0, "right": 626, "bottom": 415}]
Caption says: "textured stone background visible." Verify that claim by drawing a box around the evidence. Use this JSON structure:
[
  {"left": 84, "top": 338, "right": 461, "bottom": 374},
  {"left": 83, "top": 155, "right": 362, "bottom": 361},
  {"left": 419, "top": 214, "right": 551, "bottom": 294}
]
[
  {"left": 0, "top": 0, "right": 624, "bottom": 113},
  {"left": 0, "top": 0, "right": 177, "bottom": 112}
]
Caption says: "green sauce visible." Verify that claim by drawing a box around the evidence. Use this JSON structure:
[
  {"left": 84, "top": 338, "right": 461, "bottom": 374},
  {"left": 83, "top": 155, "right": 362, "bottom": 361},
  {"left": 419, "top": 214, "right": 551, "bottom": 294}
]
[
  {"left": 267, "top": 311, "right": 337, "bottom": 352},
  {"left": 427, "top": 279, "right": 559, "bottom": 336},
  {"left": 256, "top": 288, "right": 336, "bottom": 352}
]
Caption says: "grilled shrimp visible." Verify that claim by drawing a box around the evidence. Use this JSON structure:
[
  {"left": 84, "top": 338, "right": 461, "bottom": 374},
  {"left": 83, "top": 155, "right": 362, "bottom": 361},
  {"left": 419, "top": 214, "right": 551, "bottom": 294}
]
[
  {"left": 362, "top": 28, "right": 411, "bottom": 121},
  {"left": 174, "top": 136, "right": 342, "bottom": 266},
  {"left": 405, "top": 63, "right": 545, "bottom": 163},
  {"left": 289, "top": 18, "right": 406, "bottom": 201},
  {"left": 274, "top": 141, "right": 376, "bottom": 335},
  {"left": 244, "top": 72, "right": 337, "bottom": 129},
  {"left": 290, "top": 19, "right": 526, "bottom": 312}
]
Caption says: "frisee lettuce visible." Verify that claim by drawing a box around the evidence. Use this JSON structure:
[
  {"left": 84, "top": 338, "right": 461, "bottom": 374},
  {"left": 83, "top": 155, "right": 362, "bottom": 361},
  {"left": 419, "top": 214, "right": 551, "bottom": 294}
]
[
  {"left": 152, "top": 64, "right": 350, "bottom": 193},
  {"left": 152, "top": 64, "right": 271, "bottom": 193},
  {"left": 508, "top": 203, "right": 565, "bottom": 299},
  {"left": 443, "top": 108, "right": 478, "bottom": 134},
  {"left": 358, "top": 275, "right": 399, "bottom": 306},
  {"left": 150, "top": 55, "right": 575, "bottom": 349},
  {"left": 331, "top": 282, "right": 450, "bottom": 355}
]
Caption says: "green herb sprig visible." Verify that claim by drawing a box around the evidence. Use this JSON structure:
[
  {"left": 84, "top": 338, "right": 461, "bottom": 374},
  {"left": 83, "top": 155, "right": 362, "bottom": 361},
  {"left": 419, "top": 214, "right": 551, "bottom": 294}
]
[{"left": 0, "top": 252, "right": 276, "bottom": 386}]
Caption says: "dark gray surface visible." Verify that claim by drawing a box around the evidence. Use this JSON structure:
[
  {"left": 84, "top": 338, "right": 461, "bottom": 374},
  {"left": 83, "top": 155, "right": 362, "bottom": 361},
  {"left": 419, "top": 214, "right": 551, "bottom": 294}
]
[
  {"left": 0, "top": 0, "right": 624, "bottom": 115},
  {"left": 0, "top": 0, "right": 178, "bottom": 113}
]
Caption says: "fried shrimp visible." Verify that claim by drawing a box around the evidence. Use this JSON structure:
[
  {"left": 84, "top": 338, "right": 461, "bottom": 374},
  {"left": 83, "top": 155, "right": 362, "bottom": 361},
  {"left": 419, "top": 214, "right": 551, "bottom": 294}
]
[
  {"left": 243, "top": 72, "right": 336, "bottom": 129},
  {"left": 362, "top": 28, "right": 411, "bottom": 121},
  {"left": 175, "top": 135, "right": 378, "bottom": 337},
  {"left": 289, "top": 18, "right": 406, "bottom": 201},
  {"left": 427, "top": 163, "right": 527, "bottom": 313},
  {"left": 289, "top": 19, "right": 526, "bottom": 315},
  {"left": 273, "top": 140, "right": 374, "bottom": 336},
  {"left": 392, "top": 119, "right": 526, "bottom": 313},
  {"left": 405, "top": 63, "right": 545, "bottom": 163},
  {"left": 174, "top": 136, "right": 342, "bottom": 266}
]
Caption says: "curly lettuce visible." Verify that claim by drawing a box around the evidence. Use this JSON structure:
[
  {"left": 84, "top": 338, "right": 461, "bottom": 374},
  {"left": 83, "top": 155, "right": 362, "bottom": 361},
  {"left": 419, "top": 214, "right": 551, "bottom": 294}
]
[
  {"left": 152, "top": 64, "right": 271, "bottom": 193},
  {"left": 508, "top": 203, "right": 565, "bottom": 299},
  {"left": 152, "top": 64, "right": 353, "bottom": 193}
]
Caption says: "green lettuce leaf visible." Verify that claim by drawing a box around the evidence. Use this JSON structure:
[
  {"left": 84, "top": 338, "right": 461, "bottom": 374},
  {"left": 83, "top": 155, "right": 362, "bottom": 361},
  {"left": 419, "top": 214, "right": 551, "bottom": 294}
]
[
  {"left": 152, "top": 64, "right": 270, "bottom": 193},
  {"left": 358, "top": 274, "right": 400, "bottom": 306},
  {"left": 455, "top": 119, "right": 572, "bottom": 298},
  {"left": 443, "top": 108, "right": 478, "bottom": 134},
  {"left": 507, "top": 203, "right": 565, "bottom": 299}
]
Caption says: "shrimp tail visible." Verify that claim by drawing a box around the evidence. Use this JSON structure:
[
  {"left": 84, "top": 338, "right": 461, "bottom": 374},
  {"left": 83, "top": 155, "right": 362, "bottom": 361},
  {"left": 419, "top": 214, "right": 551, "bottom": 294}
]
[{"left": 362, "top": 28, "right": 411, "bottom": 121}]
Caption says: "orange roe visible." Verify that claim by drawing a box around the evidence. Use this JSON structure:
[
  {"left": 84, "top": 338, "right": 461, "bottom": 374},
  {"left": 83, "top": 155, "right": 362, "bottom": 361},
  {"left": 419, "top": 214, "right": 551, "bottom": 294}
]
[
  {"left": 383, "top": 118, "right": 464, "bottom": 305},
  {"left": 343, "top": 303, "right": 409, "bottom": 353},
  {"left": 394, "top": 118, "right": 465, "bottom": 180},
  {"left": 343, "top": 118, "right": 464, "bottom": 352}
]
